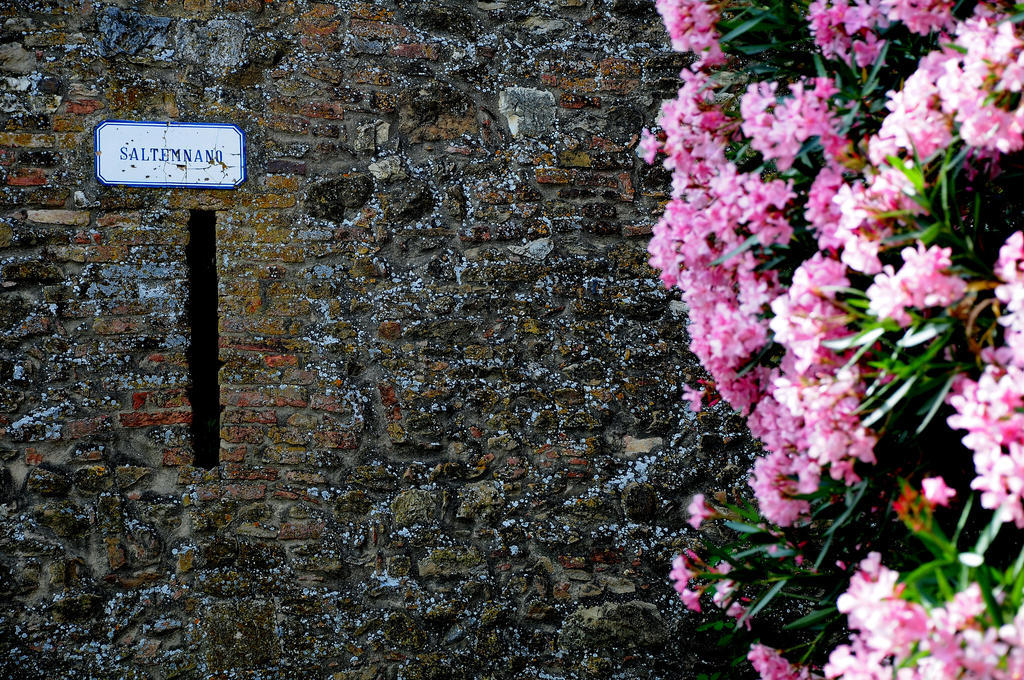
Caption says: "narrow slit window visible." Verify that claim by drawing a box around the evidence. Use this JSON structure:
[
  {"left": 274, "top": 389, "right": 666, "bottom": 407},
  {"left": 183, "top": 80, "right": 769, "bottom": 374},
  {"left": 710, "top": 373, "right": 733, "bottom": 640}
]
[{"left": 186, "top": 209, "right": 221, "bottom": 469}]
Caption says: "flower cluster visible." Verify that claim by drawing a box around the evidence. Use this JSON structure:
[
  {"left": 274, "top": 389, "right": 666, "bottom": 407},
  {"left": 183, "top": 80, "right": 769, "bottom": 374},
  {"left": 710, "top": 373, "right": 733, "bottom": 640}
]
[
  {"left": 670, "top": 549, "right": 750, "bottom": 623},
  {"left": 650, "top": 0, "right": 1024, "bottom": 524},
  {"left": 649, "top": 0, "right": 1024, "bottom": 675},
  {"left": 824, "top": 553, "right": 1024, "bottom": 679}
]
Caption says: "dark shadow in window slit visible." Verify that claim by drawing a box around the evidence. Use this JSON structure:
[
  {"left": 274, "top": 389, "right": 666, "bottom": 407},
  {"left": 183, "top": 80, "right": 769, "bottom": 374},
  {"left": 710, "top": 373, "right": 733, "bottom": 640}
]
[{"left": 186, "top": 209, "right": 221, "bottom": 469}]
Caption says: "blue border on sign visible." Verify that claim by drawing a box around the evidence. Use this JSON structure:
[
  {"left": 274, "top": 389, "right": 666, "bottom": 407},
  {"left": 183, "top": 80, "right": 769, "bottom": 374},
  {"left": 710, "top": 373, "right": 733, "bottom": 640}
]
[{"left": 94, "top": 120, "right": 247, "bottom": 189}]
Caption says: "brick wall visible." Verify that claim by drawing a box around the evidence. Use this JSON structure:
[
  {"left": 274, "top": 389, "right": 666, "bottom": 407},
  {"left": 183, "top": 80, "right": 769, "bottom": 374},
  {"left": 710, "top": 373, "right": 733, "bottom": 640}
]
[{"left": 0, "top": 1, "right": 756, "bottom": 678}]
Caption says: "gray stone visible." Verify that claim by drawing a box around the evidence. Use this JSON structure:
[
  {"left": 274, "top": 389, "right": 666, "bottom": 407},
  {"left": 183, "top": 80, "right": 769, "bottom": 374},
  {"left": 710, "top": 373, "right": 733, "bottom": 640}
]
[
  {"left": 368, "top": 156, "right": 407, "bottom": 182},
  {"left": 0, "top": 44, "right": 36, "bottom": 74},
  {"left": 508, "top": 238, "right": 553, "bottom": 261},
  {"left": 622, "top": 482, "right": 658, "bottom": 521},
  {"left": 456, "top": 481, "right": 503, "bottom": 521},
  {"left": 307, "top": 174, "right": 374, "bottom": 220},
  {"left": 354, "top": 121, "right": 390, "bottom": 155},
  {"left": 559, "top": 601, "right": 668, "bottom": 651},
  {"left": 417, "top": 547, "right": 483, "bottom": 577},
  {"left": 98, "top": 8, "right": 172, "bottom": 57},
  {"left": 623, "top": 435, "right": 662, "bottom": 456},
  {"left": 391, "top": 489, "right": 433, "bottom": 526},
  {"left": 382, "top": 180, "right": 433, "bottom": 223},
  {"left": 499, "top": 87, "right": 555, "bottom": 137},
  {"left": 203, "top": 601, "right": 279, "bottom": 671},
  {"left": 175, "top": 19, "right": 247, "bottom": 69}
]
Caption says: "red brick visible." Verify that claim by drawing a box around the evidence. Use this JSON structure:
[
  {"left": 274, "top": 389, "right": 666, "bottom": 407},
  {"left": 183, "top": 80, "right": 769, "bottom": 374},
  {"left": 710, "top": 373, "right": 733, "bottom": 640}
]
[
  {"left": 377, "top": 321, "right": 401, "bottom": 341},
  {"left": 278, "top": 522, "right": 324, "bottom": 540},
  {"left": 317, "top": 430, "right": 358, "bottom": 449},
  {"left": 350, "top": 19, "right": 408, "bottom": 39},
  {"left": 67, "top": 99, "right": 104, "bottom": 114},
  {"left": 195, "top": 485, "right": 223, "bottom": 501},
  {"left": 351, "top": 2, "right": 393, "bottom": 20},
  {"left": 300, "top": 101, "right": 345, "bottom": 120},
  {"left": 623, "top": 223, "right": 653, "bottom": 238},
  {"left": 220, "top": 445, "right": 246, "bottom": 462},
  {"left": 224, "top": 483, "right": 266, "bottom": 500},
  {"left": 559, "top": 93, "right": 601, "bottom": 109},
  {"left": 599, "top": 58, "right": 641, "bottom": 77},
  {"left": 535, "top": 168, "right": 570, "bottom": 184},
  {"left": 223, "top": 463, "right": 278, "bottom": 481},
  {"left": 391, "top": 43, "right": 438, "bottom": 60},
  {"left": 221, "top": 409, "right": 278, "bottom": 424},
  {"left": 93, "top": 318, "right": 137, "bottom": 335},
  {"left": 149, "top": 390, "right": 189, "bottom": 408},
  {"left": 558, "top": 555, "right": 586, "bottom": 569},
  {"left": 162, "top": 449, "right": 194, "bottom": 466},
  {"left": 310, "top": 394, "right": 352, "bottom": 413},
  {"left": 119, "top": 412, "right": 191, "bottom": 428},
  {"left": 7, "top": 168, "right": 46, "bottom": 186},
  {"left": 221, "top": 425, "right": 265, "bottom": 444},
  {"left": 378, "top": 382, "right": 398, "bottom": 406},
  {"left": 69, "top": 416, "right": 110, "bottom": 438},
  {"left": 0, "top": 132, "right": 54, "bottom": 148},
  {"left": 25, "top": 209, "right": 90, "bottom": 225}
]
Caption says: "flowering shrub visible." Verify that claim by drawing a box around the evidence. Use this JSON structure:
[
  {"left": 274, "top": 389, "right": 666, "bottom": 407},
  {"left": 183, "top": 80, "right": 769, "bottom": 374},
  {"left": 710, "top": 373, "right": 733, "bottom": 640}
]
[{"left": 647, "top": 0, "right": 1024, "bottom": 675}]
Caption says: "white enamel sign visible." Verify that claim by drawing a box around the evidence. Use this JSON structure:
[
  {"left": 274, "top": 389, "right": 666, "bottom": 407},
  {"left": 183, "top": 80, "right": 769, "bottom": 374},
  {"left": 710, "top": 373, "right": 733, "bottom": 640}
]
[{"left": 95, "top": 120, "right": 246, "bottom": 189}]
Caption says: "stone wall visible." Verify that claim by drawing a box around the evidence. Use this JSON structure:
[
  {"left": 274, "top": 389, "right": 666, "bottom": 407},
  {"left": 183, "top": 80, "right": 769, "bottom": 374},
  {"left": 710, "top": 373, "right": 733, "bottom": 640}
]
[{"left": 0, "top": 1, "right": 756, "bottom": 678}]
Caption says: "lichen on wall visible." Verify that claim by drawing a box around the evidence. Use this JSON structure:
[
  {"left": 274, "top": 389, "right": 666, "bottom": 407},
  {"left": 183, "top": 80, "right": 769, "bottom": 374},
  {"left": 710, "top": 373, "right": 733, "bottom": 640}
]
[{"left": 0, "top": 1, "right": 759, "bottom": 678}]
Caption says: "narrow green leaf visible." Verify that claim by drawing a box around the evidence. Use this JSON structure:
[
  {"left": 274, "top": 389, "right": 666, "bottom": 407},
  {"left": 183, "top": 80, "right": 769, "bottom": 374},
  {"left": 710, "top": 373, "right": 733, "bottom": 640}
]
[
  {"left": 739, "top": 578, "right": 788, "bottom": 626},
  {"left": 783, "top": 607, "right": 837, "bottom": 630},
  {"left": 719, "top": 14, "right": 770, "bottom": 43},
  {"left": 977, "top": 566, "right": 1005, "bottom": 626},
  {"left": 901, "top": 559, "right": 951, "bottom": 587},
  {"left": 723, "top": 520, "right": 765, "bottom": 534},
  {"left": 974, "top": 512, "right": 1004, "bottom": 556},
  {"left": 823, "top": 326, "right": 886, "bottom": 351},
  {"left": 952, "top": 494, "right": 974, "bottom": 545},
  {"left": 711, "top": 234, "right": 760, "bottom": 266},
  {"left": 916, "top": 373, "right": 956, "bottom": 435},
  {"left": 862, "top": 374, "right": 918, "bottom": 428}
]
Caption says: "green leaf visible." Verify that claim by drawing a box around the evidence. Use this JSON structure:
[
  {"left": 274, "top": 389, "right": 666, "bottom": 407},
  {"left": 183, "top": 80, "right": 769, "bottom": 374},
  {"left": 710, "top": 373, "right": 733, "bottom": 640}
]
[
  {"left": 814, "top": 53, "right": 827, "bottom": 78},
  {"left": 711, "top": 234, "right": 761, "bottom": 266},
  {"left": 915, "top": 373, "right": 956, "bottom": 435},
  {"left": 740, "top": 578, "right": 788, "bottom": 625},
  {"left": 782, "top": 606, "right": 837, "bottom": 630},
  {"left": 822, "top": 326, "right": 886, "bottom": 351},
  {"left": 723, "top": 520, "right": 766, "bottom": 534},
  {"left": 977, "top": 566, "right": 1005, "bottom": 626},
  {"left": 862, "top": 374, "right": 918, "bottom": 428},
  {"left": 897, "top": 321, "right": 951, "bottom": 348},
  {"left": 974, "top": 512, "right": 1004, "bottom": 557},
  {"left": 952, "top": 494, "right": 974, "bottom": 545},
  {"left": 901, "top": 559, "right": 952, "bottom": 587},
  {"left": 887, "top": 155, "right": 926, "bottom": 196}
]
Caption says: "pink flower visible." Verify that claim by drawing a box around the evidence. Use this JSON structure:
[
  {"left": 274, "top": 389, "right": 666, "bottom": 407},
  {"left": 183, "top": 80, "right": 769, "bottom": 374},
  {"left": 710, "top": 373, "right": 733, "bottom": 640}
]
[
  {"left": 880, "top": 0, "right": 954, "bottom": 34},
  {"left": 687, "top": 493, "right": 714, "bottom": 529},
  {"left": 682, "top": 384, "right": 704, "bottom": 413},
  {"left": 866, "top": 243, "right": 967, "bottom": 326},
  {"left": 921, "top": 476, "right": 956, "bottom": 506},
  {"left": 740, "top": 78, "right": 843, "bottom": 172},
  {"left": 639, "top": 128, "right": 661, "bottom": 164},
  {"left": 669, "top": 554, "right": 704, "bottom": 612},
  {"left": 655, "top": 0, "right": 725, "bottom": 68},
  {"left": 750, "top": 644, "right": 823, "bottom": 680},
  {"left": 807, "top": 0, "right": 888, "bottom": 67}
]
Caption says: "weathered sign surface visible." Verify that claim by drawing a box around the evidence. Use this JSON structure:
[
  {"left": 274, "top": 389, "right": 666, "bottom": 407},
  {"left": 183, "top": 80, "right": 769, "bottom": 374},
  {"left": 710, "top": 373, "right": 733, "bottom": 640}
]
[{"left": 94, "top": 120, "right": 246, "bottom": 188}]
